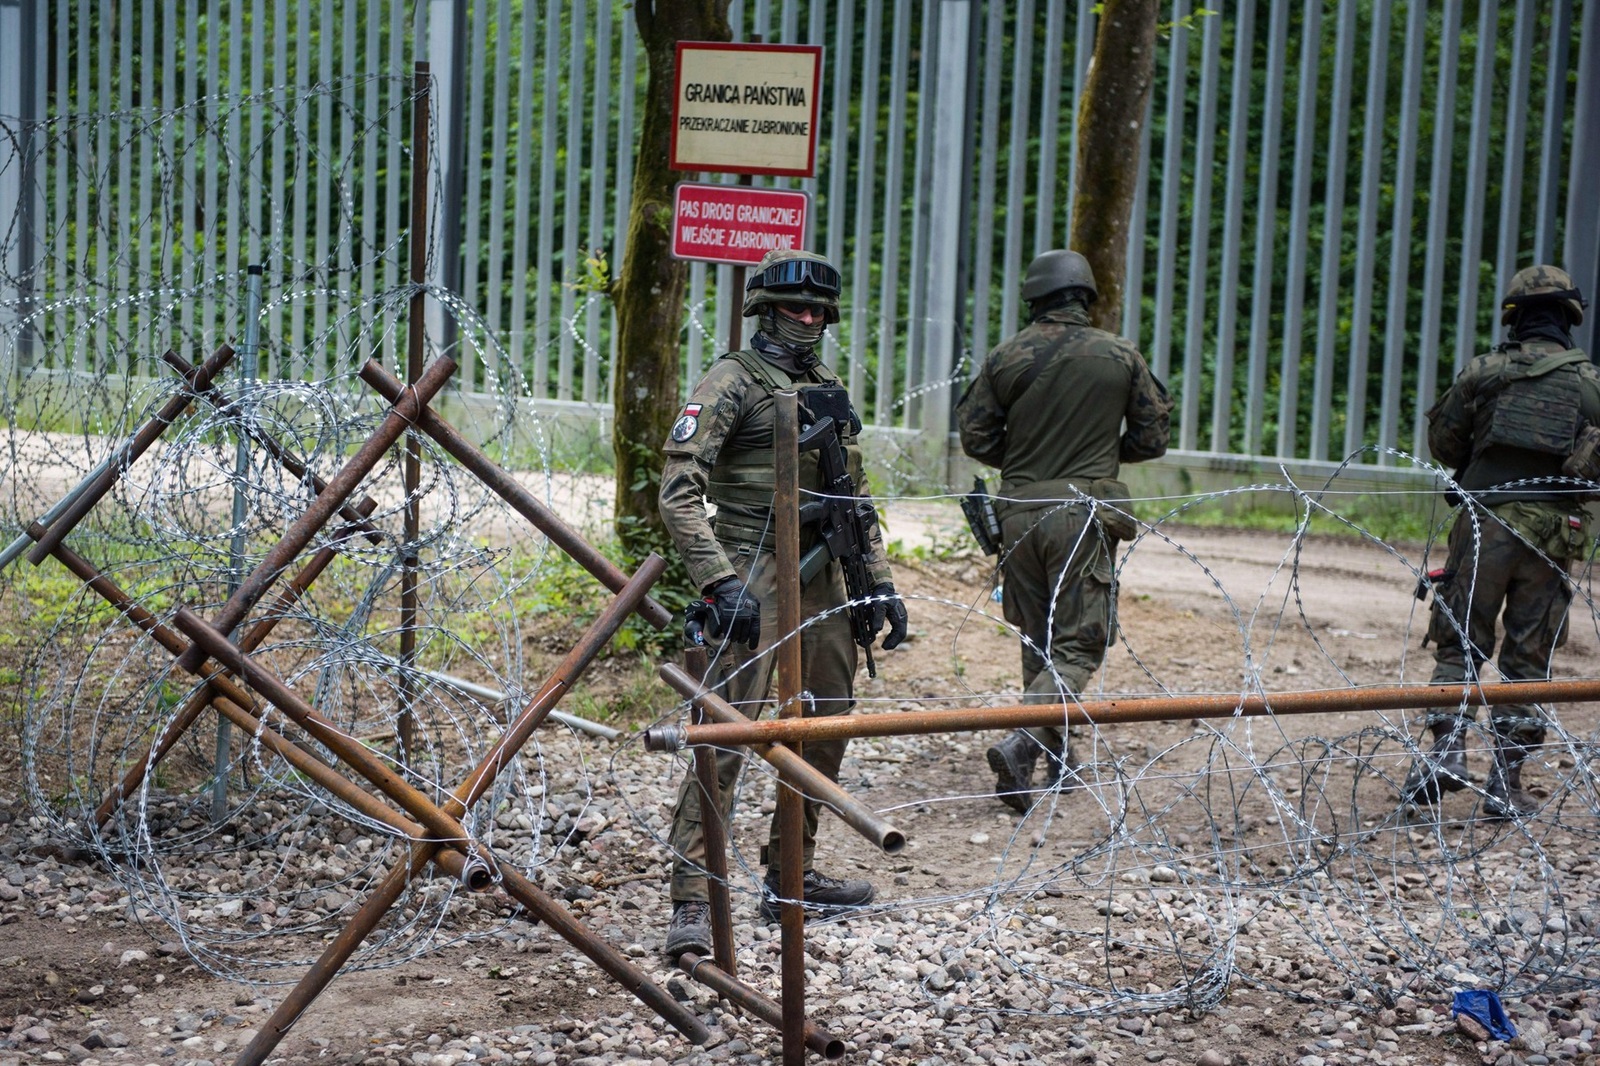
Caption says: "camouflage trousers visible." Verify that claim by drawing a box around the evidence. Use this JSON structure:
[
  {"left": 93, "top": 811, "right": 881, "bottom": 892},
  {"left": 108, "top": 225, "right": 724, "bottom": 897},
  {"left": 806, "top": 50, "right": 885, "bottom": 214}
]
[
  {"left": 999, "top": 500, "right": 1118, "bottom": 753},
  {"left": 1427, "top": 501, "right": 1585, "bottom": 742},
  {"left": 668, "top": 546, "right": 858, "bottom": 904}
]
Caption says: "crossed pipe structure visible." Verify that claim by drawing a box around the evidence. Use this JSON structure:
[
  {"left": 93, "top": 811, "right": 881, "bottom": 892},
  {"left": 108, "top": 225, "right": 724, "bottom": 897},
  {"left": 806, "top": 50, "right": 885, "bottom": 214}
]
[{"left": 16, "top": 348, "right": 849, "bottom": 1063}]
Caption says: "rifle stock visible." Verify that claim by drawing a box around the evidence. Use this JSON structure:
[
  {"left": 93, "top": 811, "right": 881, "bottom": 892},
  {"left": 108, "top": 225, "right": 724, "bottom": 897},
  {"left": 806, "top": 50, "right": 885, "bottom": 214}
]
[{"left": 797, "top": 416, "right": 882, "bottom": 678}]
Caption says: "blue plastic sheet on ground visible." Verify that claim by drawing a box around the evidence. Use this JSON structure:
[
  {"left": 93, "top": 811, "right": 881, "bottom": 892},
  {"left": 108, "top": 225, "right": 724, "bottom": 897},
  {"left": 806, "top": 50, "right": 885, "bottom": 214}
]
[{"left": 1452, "top": 990, "right": 1518, "bottom": 1042}]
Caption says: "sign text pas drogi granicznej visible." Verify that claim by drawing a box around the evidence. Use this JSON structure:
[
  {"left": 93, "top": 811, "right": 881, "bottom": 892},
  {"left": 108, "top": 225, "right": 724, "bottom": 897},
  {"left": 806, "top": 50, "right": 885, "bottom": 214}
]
[
  {"left": 670, "top": 42, "right": 823, "bottom": 177},
  {"left": 671, "top": 183, "right": 810, "bottom": 266}
]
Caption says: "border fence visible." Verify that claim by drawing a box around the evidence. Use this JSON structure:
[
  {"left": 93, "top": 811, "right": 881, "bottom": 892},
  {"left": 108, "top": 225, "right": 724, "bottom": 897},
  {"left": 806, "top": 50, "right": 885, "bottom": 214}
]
[{"left": 1, "top": 0, "right": 1598, "bottom": 476}]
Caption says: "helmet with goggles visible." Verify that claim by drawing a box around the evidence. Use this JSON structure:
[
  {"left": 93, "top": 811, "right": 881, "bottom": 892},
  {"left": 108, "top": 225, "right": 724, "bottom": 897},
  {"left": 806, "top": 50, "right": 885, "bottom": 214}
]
[
  {"left": 1501, "top": 264, "right": 1587, "bottom": 326},
  {"left": 742, "top": 249, "right": 842, "bottom": 323}
]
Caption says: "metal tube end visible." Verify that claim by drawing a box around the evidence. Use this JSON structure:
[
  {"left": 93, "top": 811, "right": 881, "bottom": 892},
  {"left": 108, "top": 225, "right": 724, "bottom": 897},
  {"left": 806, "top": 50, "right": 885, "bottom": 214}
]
[
  {"left": 881, "top": 830, "right": 907, "bottom": 855},
  {"left": 458, "top": 854, "right": 493, "bottom": 891},
  {"left": 644, "top": 724, "right": 688, "bottom": 753}
]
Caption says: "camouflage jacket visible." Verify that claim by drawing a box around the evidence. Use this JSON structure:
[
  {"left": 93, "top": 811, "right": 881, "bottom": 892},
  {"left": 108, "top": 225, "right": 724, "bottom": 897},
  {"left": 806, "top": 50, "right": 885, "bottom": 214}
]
[
  {"left": 658, "top": 348, "right": 892, "bottom": 593},
  {"left": 956, "top": 300, "right": 1171, "bottom": 500},
  {"left": 1429, "top": 338, "right": 1600, "bottom": 508}
]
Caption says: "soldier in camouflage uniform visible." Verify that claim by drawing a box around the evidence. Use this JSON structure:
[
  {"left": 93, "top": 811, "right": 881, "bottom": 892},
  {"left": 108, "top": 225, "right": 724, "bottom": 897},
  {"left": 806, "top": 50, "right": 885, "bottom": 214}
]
[
  {"left": 1403, "top": 264, "right": 1596, "bottom": 819},
  {"left": 956, "top": 250, "right": 1171, "bottom": 812},
  {"left": 657, "top": 248, "right": 909, "bottom": 958}
]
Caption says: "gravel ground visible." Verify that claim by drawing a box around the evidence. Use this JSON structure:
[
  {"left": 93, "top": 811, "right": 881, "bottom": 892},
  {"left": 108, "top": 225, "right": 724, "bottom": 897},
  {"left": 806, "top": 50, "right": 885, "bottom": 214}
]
[{"left": 4, "top": 530, "right": 1600, "bottom": 1066}]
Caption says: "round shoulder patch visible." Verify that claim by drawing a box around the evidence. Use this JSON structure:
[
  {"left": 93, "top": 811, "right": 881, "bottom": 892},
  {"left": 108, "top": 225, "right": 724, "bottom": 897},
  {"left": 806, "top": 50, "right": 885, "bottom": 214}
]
[{"left": 670, "top": 413, "right": 699, "bottom": 442}]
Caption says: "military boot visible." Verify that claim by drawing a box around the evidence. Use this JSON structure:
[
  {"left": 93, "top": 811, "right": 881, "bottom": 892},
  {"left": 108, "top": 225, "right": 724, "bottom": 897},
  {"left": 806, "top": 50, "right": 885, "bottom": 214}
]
[
  {"left": 759, "top": 869, "right": 876, "bottom": 923},
  {"left": 664, "top": 900, "right": 713, "bottom": 958},
  {"left": 987, "top": 730, "right": 1042, "bottom": 812},
  {"left": 1401, "top": 721, "right": 1470, "bottom": 804},
  {"left": 1484, "top": 738, "right": 1539, "bottom": 820}
]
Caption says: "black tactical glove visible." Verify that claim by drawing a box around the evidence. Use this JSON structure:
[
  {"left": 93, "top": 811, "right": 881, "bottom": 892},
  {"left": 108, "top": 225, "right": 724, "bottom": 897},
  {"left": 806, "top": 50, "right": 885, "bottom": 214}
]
[
  {"left": 700, "top": 576, "right": 761, "bottom": 650},
  {"left": 869, "top": 582, "right": 908, "bottom": 650}
]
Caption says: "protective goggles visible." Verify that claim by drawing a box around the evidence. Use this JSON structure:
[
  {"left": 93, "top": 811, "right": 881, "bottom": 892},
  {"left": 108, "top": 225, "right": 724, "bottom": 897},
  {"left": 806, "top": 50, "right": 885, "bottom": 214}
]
[{"left": 746, "top": 258, "right": 841, "bottom": 297}]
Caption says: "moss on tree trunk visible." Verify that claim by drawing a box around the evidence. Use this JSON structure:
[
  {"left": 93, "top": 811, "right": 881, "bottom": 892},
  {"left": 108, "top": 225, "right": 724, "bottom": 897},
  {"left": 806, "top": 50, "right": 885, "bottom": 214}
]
[
  {"left": 1069, "top": 0, "right": 1158, "bottom": 333},
  {"left": 611, "top": 1, "right": 731, "bottom": 563}
]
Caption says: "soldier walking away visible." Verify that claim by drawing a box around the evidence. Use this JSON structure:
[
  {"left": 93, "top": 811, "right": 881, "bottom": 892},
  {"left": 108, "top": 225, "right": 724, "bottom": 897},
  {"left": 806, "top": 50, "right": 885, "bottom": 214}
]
[
  {"left": 956, "top": 250, "right": 1171, "bottom": 812},
  {"left": 656, "top": 248, "right": 909, "bottom": 958},
  {"left": 1403, "top": 264, "right": 1596, "bottom": 819}
]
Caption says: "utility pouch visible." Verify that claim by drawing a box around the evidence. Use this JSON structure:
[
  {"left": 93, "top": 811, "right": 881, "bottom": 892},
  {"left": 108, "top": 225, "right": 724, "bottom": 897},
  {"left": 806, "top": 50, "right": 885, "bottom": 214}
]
[
  {"left": 1561, "top": 423, "right": 1600, "bottom": 495},
  {"left": 960, "top": 476, "right": 1003, "bottom": 555},
  {"left": 1089, "top": 478, "right": 1138, "bottom": 541}
]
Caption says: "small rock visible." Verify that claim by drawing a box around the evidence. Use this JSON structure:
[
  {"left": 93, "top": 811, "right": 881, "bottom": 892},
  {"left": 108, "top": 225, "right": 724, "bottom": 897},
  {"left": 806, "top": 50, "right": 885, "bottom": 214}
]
[
  {"left": 1197, "top": 1051, "right": 1229, "bottom": 1066},
  {"left": 1457, "top": 1012, "right": 1491, "bottom": 1042}
]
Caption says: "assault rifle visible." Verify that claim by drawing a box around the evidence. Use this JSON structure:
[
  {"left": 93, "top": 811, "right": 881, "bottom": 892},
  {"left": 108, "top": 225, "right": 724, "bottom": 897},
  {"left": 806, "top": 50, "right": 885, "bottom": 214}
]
[{"left": 796, "top": 388, "right": 883, "bottom": 678}]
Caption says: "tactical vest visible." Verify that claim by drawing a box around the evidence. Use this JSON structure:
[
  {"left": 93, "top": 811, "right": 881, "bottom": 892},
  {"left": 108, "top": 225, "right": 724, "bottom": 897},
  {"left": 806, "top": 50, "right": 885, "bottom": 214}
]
[
  {"left": 705, "top": 348, "right": 868, "bottom": 539},
  {"left": 1471, "top": 348, "right": 1591, "bottom": 460}
]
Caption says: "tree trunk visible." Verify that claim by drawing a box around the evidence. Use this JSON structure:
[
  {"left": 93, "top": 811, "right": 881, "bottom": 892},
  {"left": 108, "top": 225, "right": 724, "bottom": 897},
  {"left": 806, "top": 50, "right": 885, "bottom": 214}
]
[
  {"left": 1068, "top": 0, "right": 1158, "bottom": 333},
  {"left": 612, "top": 1, "right": 731, "bottom": 561}
]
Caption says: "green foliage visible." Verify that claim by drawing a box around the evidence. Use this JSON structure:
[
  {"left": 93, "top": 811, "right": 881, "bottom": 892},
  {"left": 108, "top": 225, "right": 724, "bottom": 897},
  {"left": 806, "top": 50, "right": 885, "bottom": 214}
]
[{"left": 1156, "top": 491, "right": 1443, "bottom": 547}]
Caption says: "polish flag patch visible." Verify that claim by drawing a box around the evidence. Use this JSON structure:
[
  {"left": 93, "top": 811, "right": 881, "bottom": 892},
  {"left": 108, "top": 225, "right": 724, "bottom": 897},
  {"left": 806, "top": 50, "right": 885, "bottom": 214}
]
[{"left": 670, "top": 403, "right": 704, "bottom": 443}]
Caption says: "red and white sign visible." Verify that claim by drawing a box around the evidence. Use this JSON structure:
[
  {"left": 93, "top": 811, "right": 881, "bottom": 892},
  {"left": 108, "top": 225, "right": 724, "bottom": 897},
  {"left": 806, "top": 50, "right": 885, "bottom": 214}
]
[
  {"left": 671, "top": 42, "right": 823, "bottom": 177},
  {"left": 671, "top": 182, "right": 810, "bottom": 266}
]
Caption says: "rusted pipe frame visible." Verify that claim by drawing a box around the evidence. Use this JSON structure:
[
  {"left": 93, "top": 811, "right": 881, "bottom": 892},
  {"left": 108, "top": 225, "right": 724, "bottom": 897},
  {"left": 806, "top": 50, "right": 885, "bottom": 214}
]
[
  {"left": 358, "top": 359, "right": 675, "bottom": 632},
  {"left": 658, "top": 662, "right": 907, "bottom": 856},
  {"left": 773, "top": 390, "right": 806, "bottom": 1066},
  {"left": 156, "top": 349, "right": 385, "bottom": 546},
  {"left": 26, "top": 344, "right": 238, "bottom": 566},
  {"left": 650, "top": 676, "right": 1600, "bottom": 749},
  {"left": 684, "top": 646, "right": 737, "bottom": 976},
  {"left": 174, "top": 354, "right": 460, "bottom": 673},
  {"left": 226, "top": 558, "right": 706, "bottom": 1061},
  {"left": 677, "top": 953, "right": 844, "bottom": 1061},
  {"left": 400, "top": 67, "right": 428, "bottom": 761},
  {"left": 91, "top": 500, "right": 380, "bottom": 829}
]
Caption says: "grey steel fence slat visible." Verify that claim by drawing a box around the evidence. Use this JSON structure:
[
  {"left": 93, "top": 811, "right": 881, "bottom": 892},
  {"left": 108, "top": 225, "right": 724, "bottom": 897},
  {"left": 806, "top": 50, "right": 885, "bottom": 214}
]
[
  {"left": 968, "top": 0, "right": 1006, "bottom": 365},
  {"left": 1034, "top": 0, "right": 1065, "bottom": 253},
  {"left": 1210, "top": 1, "right": 1256, "bottom": 453},
  {"left": 1064, "top": 0, "right": 1093, "bottom": 234},
  {"left": 1150, "top": 0, "right": 1190, "bottom": 385},
  {"left": 1494, "top": 0, "right": 1537, "bottom": 321},
  {"left": 1375, "top": 0, "right": 1427, "bottom": 465},
  {"left": 534, "top": 0, "right": 558, "bottom": 399},
  {"left": 1454, "top": 0, "right": 1499, "bottom": 377},
  {"left": 832, "top": 0, "right": 857, "bottom": 390},
  {"left": 115, "top": 2, "right": 132, "bottom": 369},
  {"left": 902, "top": 0, "right": 936, "bottom": 430},
  {"left": 1534, "top": 1, "right": 1572, "bottom": 265},
  {"left": 874, "top": 0, "right": 912, "bottom": 429},
  {"left": 1275, "top": 0, "right": 1320, "bottom": 459},
  {"left": 1121, "top": 92, "right": 1153, "bottom": 347},
  {"left": 557, "top": 0, "right": 586, "bottom": 401},
  {"left": 1341, "top": 0, "right": 1392, "bottom": 459},
  {"left": 1413, "top": 2, "right": 1462, "bottom": 459},
  {"left": 1178, "top": 11, "right": 1221, "bottom": 453},
  {"left": 461, "top": 0, "right": 490, "bottom": 374},
  {"left": 999, "top": 0, "right": 1034, "bottom": 358},
  {"left": 484, "top": 0, "right": 512, "bottom": 383},
  {"left": 1315, "top": 0, "right": 1357, "bottom": 452},
  {"left": 846, "top": 0, "right": 876, "bottom": 402},
  {"left": 1243, "top": 0, "right": 1288, "bottom": 457},
  {"left": 584, "top": 0, "right": 611, "bottom": 403},
  {"left": 509, "top": 1, "right": 538, "bottom": 379}
]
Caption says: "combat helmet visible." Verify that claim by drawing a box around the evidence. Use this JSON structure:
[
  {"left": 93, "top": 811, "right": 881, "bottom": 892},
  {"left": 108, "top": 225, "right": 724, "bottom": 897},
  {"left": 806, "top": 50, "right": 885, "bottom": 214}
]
[
  {"left": 743, "top": 248, "right": 842, "bottom": 323},
  {"left": 1021, "top": 249, "right": 1098, "bottom": 303},
  {"left": 1501, "top": 264, "right": 1587, "bottom": 325}
]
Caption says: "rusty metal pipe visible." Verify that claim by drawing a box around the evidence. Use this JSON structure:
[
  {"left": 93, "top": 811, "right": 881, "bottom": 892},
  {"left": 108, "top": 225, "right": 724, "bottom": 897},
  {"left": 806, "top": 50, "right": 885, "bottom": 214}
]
[
  {"left": 659, "top": 662, "right": 907, "bottom": 855},
  {"left": 92, "top": 501, "right": 379, "bottom": 829},
  {"left": 648, "top": 677, "right": 1600, "bottom": 749},
  {"left": 157, "top": 349, "right": 384, "bottom": 544},
  {"left": 358, "top": 359, "right": 674, "bottom": 631},
  {"left": 678, "top": 954, "right": 844, "bottom": 1060},
  {"left": 27, "top": 344, "right": 237, "bottom": 565},
  {"left": 175, "top": 354, "right": 459, "bottom": 673}
]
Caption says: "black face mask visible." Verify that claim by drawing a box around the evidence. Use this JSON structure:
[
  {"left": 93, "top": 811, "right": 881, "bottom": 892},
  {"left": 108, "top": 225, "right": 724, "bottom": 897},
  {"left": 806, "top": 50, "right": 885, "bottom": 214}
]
[{"left": 1511, "top": 303, "right": 1576, "bottom": 349}]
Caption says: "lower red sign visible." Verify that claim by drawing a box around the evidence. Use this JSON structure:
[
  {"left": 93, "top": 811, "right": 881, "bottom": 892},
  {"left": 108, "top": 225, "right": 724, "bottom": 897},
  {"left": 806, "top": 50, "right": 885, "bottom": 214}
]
[{"left": 671, "top": 182, "right": 811, "bottom": 266}]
